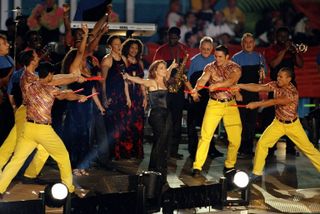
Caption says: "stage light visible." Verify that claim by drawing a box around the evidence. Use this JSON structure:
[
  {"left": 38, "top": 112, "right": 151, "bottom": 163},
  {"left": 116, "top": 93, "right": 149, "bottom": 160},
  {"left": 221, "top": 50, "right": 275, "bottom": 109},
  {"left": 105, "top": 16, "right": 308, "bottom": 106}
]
[
  {"left": 233, "top": 170, "right": 250, "bottom": 189},
  {"left": 44, "top": 183, "right": 69, "bottom": 208},
  {"left": 220, "top": 169, "right": 250, "bottom": 206}
]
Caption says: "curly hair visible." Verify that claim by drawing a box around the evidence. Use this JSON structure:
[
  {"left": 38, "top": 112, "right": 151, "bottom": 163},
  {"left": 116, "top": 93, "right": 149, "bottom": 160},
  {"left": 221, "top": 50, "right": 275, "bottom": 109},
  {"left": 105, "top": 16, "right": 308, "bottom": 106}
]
[{"left": 121, "top": 38, "right": 143, "bottom": 60}]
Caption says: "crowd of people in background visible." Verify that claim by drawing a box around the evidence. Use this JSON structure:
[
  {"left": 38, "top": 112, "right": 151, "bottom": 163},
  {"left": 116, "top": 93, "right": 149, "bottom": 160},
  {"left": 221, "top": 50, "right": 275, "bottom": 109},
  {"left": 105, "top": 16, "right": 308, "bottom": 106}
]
[
  {"left": 0, "top": 0, "right": 319, "bottom": 196},
  {"left": 162, "top": 0, "right": 320, "bottom": 48}
]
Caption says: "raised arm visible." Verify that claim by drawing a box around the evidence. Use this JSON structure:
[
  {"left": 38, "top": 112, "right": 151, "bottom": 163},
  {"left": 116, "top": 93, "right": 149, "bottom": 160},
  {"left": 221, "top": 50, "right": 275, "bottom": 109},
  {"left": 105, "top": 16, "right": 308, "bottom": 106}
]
[
  {"left": 87, "top": 24, "right": 109, "bottom": 55},
  {"left": 69, "top": 24, "right": 89, "bottom": 74},
  {"left": 62, "top": 3, "right": 73, "bottom": 48},
  {"left": 123, "top": 73, "right": 155, "bottom": 89},
  {"left": 48, "top": 73, "right": 86, "bottom": 86},
  {"left": 165, "top": 59, "right": 178, "bottom": 81}
]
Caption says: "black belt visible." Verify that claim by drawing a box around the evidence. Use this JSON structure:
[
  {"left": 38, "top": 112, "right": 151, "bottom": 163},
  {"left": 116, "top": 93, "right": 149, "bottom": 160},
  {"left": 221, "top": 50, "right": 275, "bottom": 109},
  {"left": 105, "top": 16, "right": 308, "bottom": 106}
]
[
  {"left": 211, "top": 97, "right": 233, "bottom": 102},
  {"left": 277, "top": 117, "right": 297, "bottom": 124},
  {"left": 27, "top": 119, "right": 51, "bottom": 125}
]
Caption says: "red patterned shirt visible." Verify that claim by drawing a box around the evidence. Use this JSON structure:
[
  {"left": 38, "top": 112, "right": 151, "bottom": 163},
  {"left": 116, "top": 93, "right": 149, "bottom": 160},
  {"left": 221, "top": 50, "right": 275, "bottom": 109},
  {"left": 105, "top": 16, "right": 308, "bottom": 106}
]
[
  {"left": 20, "top": 70, "right": 58, "bottom": 124},
  {"left": 205, "top": 60, "right": 241, "bottom": 100},
  {"left": 267, "top": 81, "right": 298, "bottom": 120}
]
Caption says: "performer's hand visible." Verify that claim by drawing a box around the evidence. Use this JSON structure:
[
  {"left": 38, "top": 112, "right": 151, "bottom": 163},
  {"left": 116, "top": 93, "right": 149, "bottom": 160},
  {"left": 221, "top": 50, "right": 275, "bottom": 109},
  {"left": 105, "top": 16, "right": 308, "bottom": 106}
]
[
  {"left": 104, "top": 97, "right": 112, "bottom": 108},
  {"left": 168, "top": 59, "right": 178, "bottom": 70},
  {"left": 78, "top": 95, "right": 88, "bottom": 103},
  {"left": 126, "top": 98, "right": 132, "bottom": 108},
  {"left": 246, "top": 102, "right": 259, "bottom": 109},
  {"left": 77, "top": 76, "right": 87, "bottom": 83},
  {"left": 122, "top": 72, "right": 129, "bottom": 80},
  {"left": 99, "top": 106, "right": 106, "bottom": 115},
  {"left": 81, "top": 24, "right": 89, "bottom": 36},
  {"left": 190, "top": 89, "right": 200, "bottom": 102},
  {"left": 259, "top": 68, "right": 265, "bottom": 83}
]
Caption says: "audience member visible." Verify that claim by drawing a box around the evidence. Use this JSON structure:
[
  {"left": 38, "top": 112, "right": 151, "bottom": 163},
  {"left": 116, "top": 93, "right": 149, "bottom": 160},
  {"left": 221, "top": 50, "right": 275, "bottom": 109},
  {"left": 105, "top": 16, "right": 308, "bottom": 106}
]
[
  {"left": 165, "top": 0, "right": 184, "bottom": 28},
  {"left": 222, "top": 0, "right": 245, "bottom": 37},
  {"left": 179, "top": 11, "right": 197, "bottom": 44},
  {"left": 27, "top": 0, "right": 64, "bottom": 44},
  {"left": 205, "top": 11, "right": 235, "bottom": 44}
]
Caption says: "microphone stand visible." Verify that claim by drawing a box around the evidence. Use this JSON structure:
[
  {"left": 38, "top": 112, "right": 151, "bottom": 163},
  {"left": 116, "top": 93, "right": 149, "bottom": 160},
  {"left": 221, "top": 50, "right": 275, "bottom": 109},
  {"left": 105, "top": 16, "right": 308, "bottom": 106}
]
[{"left": 13, "top": 7, "right": 22, "bottom": 65}]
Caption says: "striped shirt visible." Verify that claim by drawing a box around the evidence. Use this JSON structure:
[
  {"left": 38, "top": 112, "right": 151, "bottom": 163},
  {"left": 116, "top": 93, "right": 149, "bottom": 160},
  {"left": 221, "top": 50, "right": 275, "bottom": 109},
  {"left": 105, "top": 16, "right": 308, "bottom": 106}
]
[
  {"left": 267, "top": 81, "right": 298, "bottom": 121},
  {"left": 205, "top": 60, "right": 241, "bottom": 100}
]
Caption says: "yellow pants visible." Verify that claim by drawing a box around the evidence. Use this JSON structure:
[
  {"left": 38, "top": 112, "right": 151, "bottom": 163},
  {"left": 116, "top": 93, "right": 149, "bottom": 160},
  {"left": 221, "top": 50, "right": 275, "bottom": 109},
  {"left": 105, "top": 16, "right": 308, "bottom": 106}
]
[
  {"left": 193, "top": 99, "right": 242, "bottom": 170},
  {"left": 253, "top": 118, "right": 320, "bottom": 175},
  {"left": 0, "top": 122, "right": 74, "bottom": 193},
  {"left": 0, "top": 105, "right": 48, "bottom": 178},
  {"left": 0, "top": 105, "right": 26, "bottom": 170}
]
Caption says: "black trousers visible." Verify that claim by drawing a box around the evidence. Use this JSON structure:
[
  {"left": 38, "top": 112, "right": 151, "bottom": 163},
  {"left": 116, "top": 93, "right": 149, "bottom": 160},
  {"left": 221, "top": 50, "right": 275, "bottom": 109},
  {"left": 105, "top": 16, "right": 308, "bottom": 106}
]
[
  {"left": 148, "top": 107, "right": 172, "bottom": 182},
  {"left": 237, "top": 91, "right": 259, "bottom": 155}
]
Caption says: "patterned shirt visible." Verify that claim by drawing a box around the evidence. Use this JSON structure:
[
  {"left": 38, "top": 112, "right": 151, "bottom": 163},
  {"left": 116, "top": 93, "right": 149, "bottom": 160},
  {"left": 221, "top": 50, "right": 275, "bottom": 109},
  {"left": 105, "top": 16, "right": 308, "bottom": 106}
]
[
  {"left": 267, "top": 81, "right": 298, "bottom": 121},
  {"left": 21, "top": 70, "right": 58, "bottom": 124},
  {"left": 205, "top": 60, "right": 241, "bottom": 100}
]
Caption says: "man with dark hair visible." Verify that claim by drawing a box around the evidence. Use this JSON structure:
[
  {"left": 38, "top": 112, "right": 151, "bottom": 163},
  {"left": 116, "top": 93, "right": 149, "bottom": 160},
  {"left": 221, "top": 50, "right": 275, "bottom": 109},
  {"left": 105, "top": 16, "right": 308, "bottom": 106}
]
[
  {"left": 236, "top": 67, "right": 320, "bottom": 180},
  {"left": 190, "top": 45, "right": 242, "bottom": 177},
  {"left": 0, "top": 50, "right": 87, "bottom": 197},
  {"left": 153, "top": 26, "right": 189, "bottom": 160}
]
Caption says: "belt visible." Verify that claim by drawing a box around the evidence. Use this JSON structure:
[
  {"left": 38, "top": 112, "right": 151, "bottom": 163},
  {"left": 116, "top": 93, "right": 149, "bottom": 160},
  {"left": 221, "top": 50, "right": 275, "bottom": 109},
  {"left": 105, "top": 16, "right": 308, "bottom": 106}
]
[
  {"left": 27, "top": 119, "right": 51, "bottom": 125},
  {"left": 211, "top": 97, "right": 233, "bottom": 102},
  {"left": 277, "top": 117, "right": 297, "bottom": 124}
]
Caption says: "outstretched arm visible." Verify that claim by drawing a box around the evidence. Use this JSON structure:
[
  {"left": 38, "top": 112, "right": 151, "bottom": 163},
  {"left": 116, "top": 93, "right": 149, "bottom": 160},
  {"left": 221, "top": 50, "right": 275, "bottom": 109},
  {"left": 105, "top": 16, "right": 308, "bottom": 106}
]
[
  {"left": 237, "top": 83, "right": 272, "bottom": 93},
  {"left": 246, "top": 96, "right": 293, "bottom": 109},
  {"left": 123, "top": 73, "right": 154, "bottom": 88}
]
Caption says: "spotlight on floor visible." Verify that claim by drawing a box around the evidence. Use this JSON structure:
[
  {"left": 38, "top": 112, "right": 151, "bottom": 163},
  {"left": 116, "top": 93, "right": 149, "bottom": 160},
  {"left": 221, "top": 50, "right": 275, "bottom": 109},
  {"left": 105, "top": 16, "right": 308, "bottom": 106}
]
[
  {"left": 43, "top": 183, "right": 69, "bottom": 208},
  {"left": 220, "top": 169, "right": 250, "bottom": 206}
]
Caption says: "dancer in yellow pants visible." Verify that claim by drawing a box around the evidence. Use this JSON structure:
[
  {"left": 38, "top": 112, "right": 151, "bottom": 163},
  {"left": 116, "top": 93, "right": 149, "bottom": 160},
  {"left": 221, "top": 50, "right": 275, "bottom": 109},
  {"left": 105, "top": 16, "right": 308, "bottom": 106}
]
[
  {"left": 0, "top": 51, "right": 87, "bottom": 194},
  {"left": 237, "top": 67, "right": 320, "bottom": 178},
  {"left": 190, "top": 45, "right": 242, "bottom": 176}
]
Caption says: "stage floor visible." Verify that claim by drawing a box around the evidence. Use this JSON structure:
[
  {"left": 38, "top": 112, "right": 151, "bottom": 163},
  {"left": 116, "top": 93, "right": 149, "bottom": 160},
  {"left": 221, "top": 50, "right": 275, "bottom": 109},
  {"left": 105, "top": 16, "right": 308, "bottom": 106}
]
[{"left": 1, "top": 139, "right": 320, "bottom": 213}]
